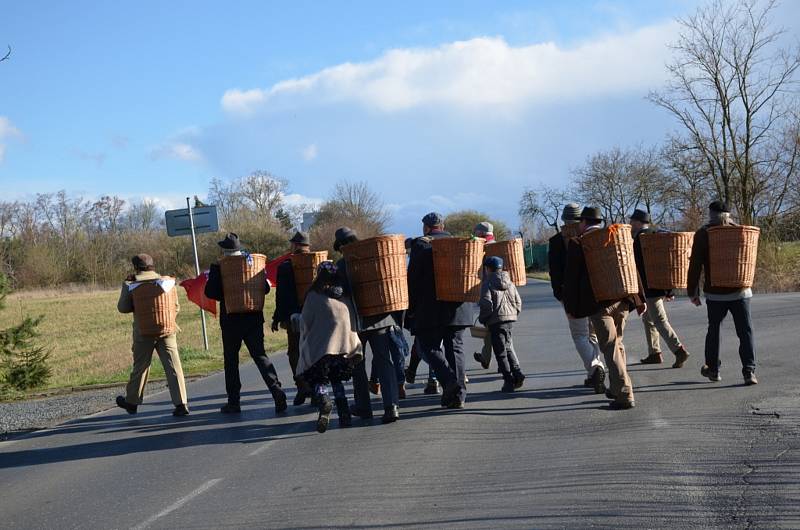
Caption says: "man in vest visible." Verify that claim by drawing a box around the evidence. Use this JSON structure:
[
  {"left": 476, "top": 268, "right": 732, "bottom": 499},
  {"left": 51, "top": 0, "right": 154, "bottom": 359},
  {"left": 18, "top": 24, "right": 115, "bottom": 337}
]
[{"left": 116, "top": 254, "right": 189, "bottom": 417}]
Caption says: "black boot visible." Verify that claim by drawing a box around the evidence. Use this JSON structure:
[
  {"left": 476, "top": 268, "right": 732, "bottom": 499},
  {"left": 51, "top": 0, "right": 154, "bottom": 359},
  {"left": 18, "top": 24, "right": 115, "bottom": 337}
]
[
  {"left": 335, "top": 397, "right": 352, "bottom": 427},
  {"left": 381, "top": 405, "right": 399, "bottom": 424},
  {"left": 500, "top": 375, "right": 515, "bottom": 393},
  {"left": 293, "top": 384, "right": 308, "bottom": 406},
  {"left": 512, "top": 369, "right": 526, "bottom": 389},
  {"left": 317, "top": 396, "right": 333, "bottom": 433},
  {"left": 349, "top": 404, "right": 374, "bottom": 419},
  {"left": 116, "top": 396, "right": 138, "bottom": 415},
  {"left": 271, "top": 386, "right": 288, "bottom": 414}
]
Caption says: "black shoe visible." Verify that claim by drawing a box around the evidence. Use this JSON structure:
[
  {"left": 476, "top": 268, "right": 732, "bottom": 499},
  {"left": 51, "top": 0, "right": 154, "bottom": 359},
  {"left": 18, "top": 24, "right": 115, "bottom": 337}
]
[
  {"left": 512, "top": 370, "right": 526, "bottom": 389},
  {"left": 743, "top": 371, "right": 758, "bottom": 386},
  {"left": 424, "top": 380, "right": 441, "bottom": 395},
  {"left": 317, "top": 397, "right": 333, "bottom": 433},
  {"left": 640, "top": 353, "right": 663, "bottom": 365},
  {"left": 701, "top": 364, "right": 722, "bottom": 382},
  {"left": 116, "top": 396, "right": 138, "bottom": 415},
  {"left": 220, "top": 402, "right": 241, "bottom": 413},
  {"left": 405, "top": 367, "right": 417, "bottom": 385},
  {"left": 609, "top": 400, "right": 635, "bottom": 410},
  {"left": 381, "top": 406, "right": 400, "bottom": 424},
  {"left": 500, "top": 380, "right": 515, "bottom": 393},
  {"left": 349, "top": 404, "right": 374, "bottom": 419},
  {"left": 335, "top": 397, "right": 352, "bottom": 427},
  {"left": 440, "top": 383, "right": 461, "bottom": 408},
  {"left": 473, "top": 352, "right": 490, "bottom": 370},
  {"left": 272, "top": 387, "right": 288, "bottom": 414},
  {"left": 590, "top": 367, "right": 606, "bottom": 395},
  {"left": 605, "top": 389, "right": 617, "bottom": 401},
  {"left": 583, "top": 378, "right": 593, "bottom": 388},
  {"left": 293, "top": 388, "right": 308, "bottom": 406},
  {"left": 446, "top": 399, "right": 465, "bottom": 409},
  {"left": 172, "top": 404, "right": 190, "bottom": 417}
]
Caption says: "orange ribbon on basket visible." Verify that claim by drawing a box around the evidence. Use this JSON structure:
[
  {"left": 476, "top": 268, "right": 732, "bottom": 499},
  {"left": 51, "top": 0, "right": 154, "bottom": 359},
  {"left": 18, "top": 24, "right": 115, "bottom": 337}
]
[{"left": 604, "top": 223, "right": 624, "bottom": 247}]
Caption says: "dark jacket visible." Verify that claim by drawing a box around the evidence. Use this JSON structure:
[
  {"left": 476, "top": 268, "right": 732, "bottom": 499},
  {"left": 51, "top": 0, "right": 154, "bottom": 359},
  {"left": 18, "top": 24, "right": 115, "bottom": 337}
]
[
  {"left": 271, "top": 259, "right": 300, "bottom": 325},
  {"left": 407, "top": 230, "right": 474, "bottom": 331},
  {"left": 563, "top": 232, "right": 646, "bottom": 319},
  {"left": 548, "top": 231, "right": 567, "bottom": 301},
  {"left": 205, "top": 262, "right": 270, "bottom": 326},
  {"left": 687, "top": 219, "right": 741, "bottom": 298},
  {"left": 336, "top": 257, "right": 403, "bottom": 333},
  {"left": 633, "top": 227, "right": 671, "bottom": 298}
]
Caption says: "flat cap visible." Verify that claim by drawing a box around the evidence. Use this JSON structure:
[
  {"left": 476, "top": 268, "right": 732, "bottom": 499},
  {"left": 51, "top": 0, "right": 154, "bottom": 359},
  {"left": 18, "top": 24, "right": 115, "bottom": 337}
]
[
  {"left": 474, "top": 221, "right": 494, "bottom": 234},
  {"left": 422, "top": 212, "right": 444, "bottom": 227},
  {"left": 132, "top": 253, "right": 155, "bottom": 271}
]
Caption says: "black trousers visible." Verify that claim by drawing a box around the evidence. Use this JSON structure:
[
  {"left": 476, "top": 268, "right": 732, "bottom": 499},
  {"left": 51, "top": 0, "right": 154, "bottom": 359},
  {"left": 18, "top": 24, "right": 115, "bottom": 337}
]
[
  {"left": 221, "top": 320, "right": 281, "bottom": 404},
  {"left": 705, "top": 298, "right": 757, "bottom": 374},
  {"left": 353, "top": 328, "right": 400, "bottom": 412},
  {"left": 489, "top": 322, "right": 515, "bottom": 379},
  {"left": 417, "top": 326, "right": 467, "bottom": 402}
]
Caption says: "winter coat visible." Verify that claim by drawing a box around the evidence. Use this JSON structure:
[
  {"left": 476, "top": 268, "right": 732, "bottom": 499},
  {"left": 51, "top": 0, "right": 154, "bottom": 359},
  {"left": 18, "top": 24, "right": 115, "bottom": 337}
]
[
  {"left": 407, "top": 230, "right": 474, "bottom": 332},
  {"left": 336, "top": 257, "right": 403, "bottom": 333},
  {"left": 687, "top": 218, "right": 741, "bottom": 297},
  {"left": 294, "top": 289, "right": 363, "bottom": 376},
  {"left": 205, "top": 262, "right": 270, "bottom": 326},
  {"left": 271, "top": 258, "right": 300, "bottom": 325},
  {"left": 478, "top": 270, "right": 522, "bottom": 326},
  {"left": 633, "top": 227, "right": 672, "bottom": 298},
  {"left": 548, "top": 231, "right": 568, "bottom": 301}
]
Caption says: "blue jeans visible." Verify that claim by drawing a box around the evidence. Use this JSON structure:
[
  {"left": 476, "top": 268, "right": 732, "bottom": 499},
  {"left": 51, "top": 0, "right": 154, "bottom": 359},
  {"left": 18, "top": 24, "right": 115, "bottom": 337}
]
[
  {"left": 387, "top": 326, "right": 408, "bottom": 385},
  {"left": 705, "top": 298, "right": 756, "bottom": 374}
]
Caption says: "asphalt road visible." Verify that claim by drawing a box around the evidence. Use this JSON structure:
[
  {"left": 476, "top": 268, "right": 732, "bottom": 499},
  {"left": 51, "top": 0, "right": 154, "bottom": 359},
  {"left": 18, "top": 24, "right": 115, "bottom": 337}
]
[{"left": 1, "top": 281, "right": 798, "bottom": 529}]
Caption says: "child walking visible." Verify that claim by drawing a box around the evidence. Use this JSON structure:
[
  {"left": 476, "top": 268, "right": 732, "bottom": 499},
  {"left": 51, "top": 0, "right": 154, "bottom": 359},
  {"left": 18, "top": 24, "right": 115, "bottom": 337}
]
[
  {"left": 293, "top": 261, "right": 363, "bottom": 433},
  {"left": 478, "top": 256, "right": 525, "bottom": 392}
]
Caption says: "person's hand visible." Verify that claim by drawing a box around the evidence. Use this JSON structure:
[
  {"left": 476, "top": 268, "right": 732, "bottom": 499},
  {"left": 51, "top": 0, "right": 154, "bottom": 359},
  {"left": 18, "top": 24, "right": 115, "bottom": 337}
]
[
  {"left": 270, "top": 320, "right": 280, "bottom": 332},
  {"left": 636, "top": 303, "right": 647, "bottom": 316},
  {"left": 691, "top": 297, "right": 702, "bottom": 307}
]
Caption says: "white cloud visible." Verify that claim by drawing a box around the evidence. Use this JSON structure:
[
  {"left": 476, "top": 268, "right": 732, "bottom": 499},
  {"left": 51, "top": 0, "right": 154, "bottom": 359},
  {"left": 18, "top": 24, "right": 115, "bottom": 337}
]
[
  {"left": 282, "top": 192, "right": 324, "bottom": 209},
  {"left": 221, "top": 22, "right": 676, "bottom": 115},
  {"left": 0, "top": 116, "right": 22, "bottom": 163},
  {"left": 301, "top": 143, "right": 318, "bottom": 161},
  {"left": 151, "top": 142, "right": 204, "bottom": 163}
]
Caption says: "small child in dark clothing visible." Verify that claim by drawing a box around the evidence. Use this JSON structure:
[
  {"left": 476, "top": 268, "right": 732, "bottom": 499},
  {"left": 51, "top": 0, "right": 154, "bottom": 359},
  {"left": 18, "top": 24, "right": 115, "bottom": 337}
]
[{"left": 478, "top": 256, "right": 525, "bottom": 392}]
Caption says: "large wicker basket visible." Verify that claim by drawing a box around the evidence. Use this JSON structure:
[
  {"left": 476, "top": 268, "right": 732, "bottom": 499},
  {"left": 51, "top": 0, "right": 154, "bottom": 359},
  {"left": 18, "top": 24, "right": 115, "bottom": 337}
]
[
  {"left": 132, "top": 278, "right": 178, "bottom": 337},
  {"left": 485, "top": 238, "right": 527, "bottom": 286},
  {"left": 581, "top": 224, "right": 639, "bottom": 301},
  {"left": 220, "top": 253, "right": 267, "bottom": 314},
  {"left": 707, "top": 225, "right": 760, "bottom": 289},
  {"left": 561, "top": 222, "right": 583, "bottom": 240},
  {"left": 291, "top": 251, "right": 328, "bottom": 303},
  {"left": 432, "top": 237, "right": 485, "bottom": 303},
  {"left": 341, "top": 234, "right": 408, "bottom": 317},
  {"left": 639, "top": 232, "right": 694, "bottom": 290}
]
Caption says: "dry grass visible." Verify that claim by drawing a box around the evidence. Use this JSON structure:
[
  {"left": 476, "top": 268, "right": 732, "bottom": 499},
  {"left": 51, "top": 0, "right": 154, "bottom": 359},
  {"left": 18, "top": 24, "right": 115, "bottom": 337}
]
[
  {"left": 526, "top": 271, "right": 550, "bottom": 281},
  {"left": 0, "top": 287, "right": 286, "bottom": 392}
]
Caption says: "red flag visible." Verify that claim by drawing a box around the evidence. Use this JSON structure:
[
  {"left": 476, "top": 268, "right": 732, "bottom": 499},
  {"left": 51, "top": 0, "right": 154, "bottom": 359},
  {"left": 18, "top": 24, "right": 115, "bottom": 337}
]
[
  {"left": 265, "top": 253, "right": 292, "bottom": 288},
  {"left": 180, "top": 271, "right": 218, "bottom": 317}
]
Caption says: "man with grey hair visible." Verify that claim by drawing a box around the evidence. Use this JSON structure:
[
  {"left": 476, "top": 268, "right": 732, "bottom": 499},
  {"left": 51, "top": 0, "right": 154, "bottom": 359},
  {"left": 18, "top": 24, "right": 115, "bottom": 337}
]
[{"left": 548, "top": 203, "right": 606, "bottom": 393}]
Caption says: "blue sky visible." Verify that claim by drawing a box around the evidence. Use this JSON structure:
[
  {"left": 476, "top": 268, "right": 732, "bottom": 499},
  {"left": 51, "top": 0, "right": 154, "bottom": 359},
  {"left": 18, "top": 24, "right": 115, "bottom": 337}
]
[{"left": 1, "top": 1, "right": 797, "bottom": 235}]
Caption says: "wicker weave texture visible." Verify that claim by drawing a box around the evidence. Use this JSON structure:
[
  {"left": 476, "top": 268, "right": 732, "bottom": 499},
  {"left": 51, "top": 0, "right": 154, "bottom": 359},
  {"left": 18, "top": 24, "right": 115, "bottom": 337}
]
[
  {"left": 220, "top": 254, "right": 267, "bottom": 314},
  {"left": 291, "top": 251, "right": 328, "bottom": 303},
  {"left": 432, "top": 237, "right": 485, "bottom": 303},
  {"left": 485, "top": 238, "right": 527, "bottom": 286},
  {"left": 132, "top": 279, "right": 178, "bottom": 337},
  {"left": 708, "top": 225, "right": 760, "bottom": 288},
  {"left": 342, "top": 235, "right": 408, "bottom": 317},
  {"left": 581, "top": 224, "right": 639, "bottom": 301},
  {"left": 639, "top": 232, "right": 694, "bottom": 289}
]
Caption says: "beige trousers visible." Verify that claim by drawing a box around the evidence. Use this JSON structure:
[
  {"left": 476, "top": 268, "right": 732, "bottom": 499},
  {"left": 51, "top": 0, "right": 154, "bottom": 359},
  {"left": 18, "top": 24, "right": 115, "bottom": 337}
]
[
  {"left": 642, "top": 296, "right": 683, "bottom": 356},
  {"left": 125, "top": 333, "right": 187, "bottom": 406},
  {"left": 590, "top": 302, "right": 634, "bottom": 403}
]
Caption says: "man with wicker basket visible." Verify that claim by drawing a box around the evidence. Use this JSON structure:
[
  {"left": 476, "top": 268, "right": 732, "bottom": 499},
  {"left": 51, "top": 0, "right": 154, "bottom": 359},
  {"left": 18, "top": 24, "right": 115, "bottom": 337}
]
[
  {"left": 687, "top": 201, "right": 758, "bottom": 386},
  {"left": 205, "top": 233, "right": 288, "bottom": 415},
  {"left": 630, "top": 209, "right": 692, "bottom": 368},
  {"left": 115, "top": 254, "right": 189, "bottom": 417},
  {"left": 563, "top": 207, "right": 647, "bottom": 410},
  {"left": 548, "top": 203, "right": 606, "bottom": 393}
]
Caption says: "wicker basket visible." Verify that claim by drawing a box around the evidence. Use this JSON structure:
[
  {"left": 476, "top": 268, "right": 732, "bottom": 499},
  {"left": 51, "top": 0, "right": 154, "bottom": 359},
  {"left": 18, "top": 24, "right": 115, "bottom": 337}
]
[
  {"left": 707, "top": 225, "right": 760, "bottom": 289},
  {"left": 485, "top": 238, "right": 527, "bottom": 286},
  {"left": 561, "top": 222, "right": 583, "bottom": 240},
  {"left": 220, "top": 253, "right": 267, "bottom": 314},
  {"left": 132, "top": 278, "right": 178, "bottom": 337},
  {"left": 291, "top": 251, "right": 328, "bottom": 303},
  {"left": 581, "top": 224, "right": 639, "bottom": 302},
  {"left": 432, "top": 237, "right": 485, "bottom": 303},
  {"left": 342, "top": 234, "right": 409, "bottom": 317},
  {"left": 639, "top": 232, "right": 694, "bottom": 290}
]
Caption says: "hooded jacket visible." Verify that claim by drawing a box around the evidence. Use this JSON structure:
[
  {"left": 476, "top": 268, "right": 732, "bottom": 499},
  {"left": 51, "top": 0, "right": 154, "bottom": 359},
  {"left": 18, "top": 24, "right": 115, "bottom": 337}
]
[{"left": 478, "top": 270, "right": 522, "bottom": 326}]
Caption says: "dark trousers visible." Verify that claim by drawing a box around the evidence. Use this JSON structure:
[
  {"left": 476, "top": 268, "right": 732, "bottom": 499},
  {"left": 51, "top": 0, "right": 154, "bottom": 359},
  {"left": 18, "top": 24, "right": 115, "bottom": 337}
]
[
  {"left": 489, "top": 322, "right": 515, "bottom": 379},
  {"left": 286, "top": 329, "right": 300, "bottom": 379},
  {"left": 705, "top": 298, "right": 757, "bottom": 374},
  {"left": 353, "top": 328, "right": 400, "bottom": 411},
  {"left": 417, "top": 326, "right": 468, "bottom": 401},
  {"left": 221, "top": 321, "right": 281, "bottom": 404}
]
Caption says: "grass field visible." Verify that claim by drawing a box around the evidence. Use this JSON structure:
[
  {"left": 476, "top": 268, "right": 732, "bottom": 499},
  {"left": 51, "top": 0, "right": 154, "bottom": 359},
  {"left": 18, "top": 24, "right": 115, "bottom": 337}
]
[{"left": 0, "top": 287, "right": 286, "bottom": 394}]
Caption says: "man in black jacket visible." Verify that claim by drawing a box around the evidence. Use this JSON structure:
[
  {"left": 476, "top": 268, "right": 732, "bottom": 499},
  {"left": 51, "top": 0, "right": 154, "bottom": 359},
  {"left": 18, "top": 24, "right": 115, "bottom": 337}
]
[
  {"left": 408, "top": 212, "right": 473, "bottom": 408},
  {"left": 630, "top": 209, "right": 691, "bottom": 368},
  {"left": 205, "top": 233, "right": 287, "bottom": 415}
]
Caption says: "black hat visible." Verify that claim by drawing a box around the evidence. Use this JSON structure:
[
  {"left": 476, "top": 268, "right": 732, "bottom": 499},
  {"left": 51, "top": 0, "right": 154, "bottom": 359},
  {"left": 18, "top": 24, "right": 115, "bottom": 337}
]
[
  {"left": 217, "top": 232, "right": 241, "bottom": 251},
  {"left": 561, "top": 203, "right": 582, "bottom": 221},
  {"left": 708, "top": 200, "right": 730, "bottom": 213},
  {"left": 333, "top": 227, "right": 358, "bottom": 252},
  {"left": 131, "top": 253, "right": 155, "bottom": 271},
  {"left": 630, "top": 209, "right": 651, "bottom": 224},
  {"left": 289, "top": 231, "right": 310, "bottom": 246},
  {"left": 422, "top": 212, "right": 444, "bottom": 227},
  {"left": 579, "top": 207, "right": 604, "bottom": 222}
]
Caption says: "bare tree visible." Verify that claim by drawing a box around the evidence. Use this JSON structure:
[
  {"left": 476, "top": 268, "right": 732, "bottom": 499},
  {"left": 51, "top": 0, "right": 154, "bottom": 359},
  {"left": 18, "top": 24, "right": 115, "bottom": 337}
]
[
  {"left": 518, "top": 185, "right": 570, "bottom": 235},
  {"left": 311, "top": 181, "right": 392, "bottom": 253},
  {"left": 87, "top": 195, "right": 126, "bottom": 233},
  {"left": 0, "top": 46, "right": 9, "bottom": 63},
  {"left": 124, "top": 199, "right": 161, "bottom": 232}
]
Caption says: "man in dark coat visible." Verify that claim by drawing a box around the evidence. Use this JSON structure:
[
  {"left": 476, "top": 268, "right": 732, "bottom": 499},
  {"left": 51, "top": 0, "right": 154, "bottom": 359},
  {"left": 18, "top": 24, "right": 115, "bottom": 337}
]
[
  {"left": 205, "top": 233, "right": 287, "bottom": 414},
  {"left": 334, "top": 227, "right": 404, "bottom": 424},
  {"left": 687, "top": 201, "right": 757, "bottom": 385},
  {"left": 563, "top": 208, "right": 647, "bottom": 410},
  {"left": 407, "top": 212, "right": 473, "bottom": 408},
  {"left": 630, "top": 209, "right": 691, "bottom": 368},
  {"left": 271, "top": 231, "right": 313, "bottom": 405}
]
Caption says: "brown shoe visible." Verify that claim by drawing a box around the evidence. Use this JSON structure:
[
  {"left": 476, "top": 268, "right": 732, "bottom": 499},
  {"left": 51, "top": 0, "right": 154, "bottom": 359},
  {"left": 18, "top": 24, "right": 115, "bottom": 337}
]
[
  {"left": 398, "top": 384, "right": 407, "bottom": 399},
  {"left": 369, "top": 380, "right": 380, "bottom": 395},
  {"left": 672, "top": 347, "right": 691, "bottom": 368},
  {"left": 640, "top": 353, "right": 663, "bottom": 365}
]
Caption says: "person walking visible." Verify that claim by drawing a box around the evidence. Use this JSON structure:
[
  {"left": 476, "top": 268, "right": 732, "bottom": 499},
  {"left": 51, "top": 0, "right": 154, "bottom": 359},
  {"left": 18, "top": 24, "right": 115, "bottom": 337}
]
[
  {"left": 271, "top": 231, "right": 314, "bottom": 405},
  {"left": 563, "top": 207, "right": 647, "bottom": 410},
  {"left": 478, "top": 255, "right": 524, "bottom": 392},
  {"left": 115, "top": 254, "right": 189, "bottom": 417},
  {"left": 629, "top": 209, "right": 692, "bottom": 368},
  {"left": 548, "top": 203, "right": 606, "bottom": 393},
  {"left": 687, "top": 201, "right": 758, "bottom": 385},
  {"left": 407, "top": 212, "right": 473, "bottom": 409},
  {"left": 205, "top": 233, "right": 288, "bottom": 415},
  {"left": 293, "top": 261, "right": 363, "bottom": 433}
]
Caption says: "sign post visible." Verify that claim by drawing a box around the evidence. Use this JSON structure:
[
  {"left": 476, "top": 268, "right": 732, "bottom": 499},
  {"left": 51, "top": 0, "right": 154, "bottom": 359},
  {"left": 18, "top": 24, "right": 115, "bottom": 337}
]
[{"left": 186, "top": 198, "right": 209, "bottom": 351}]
